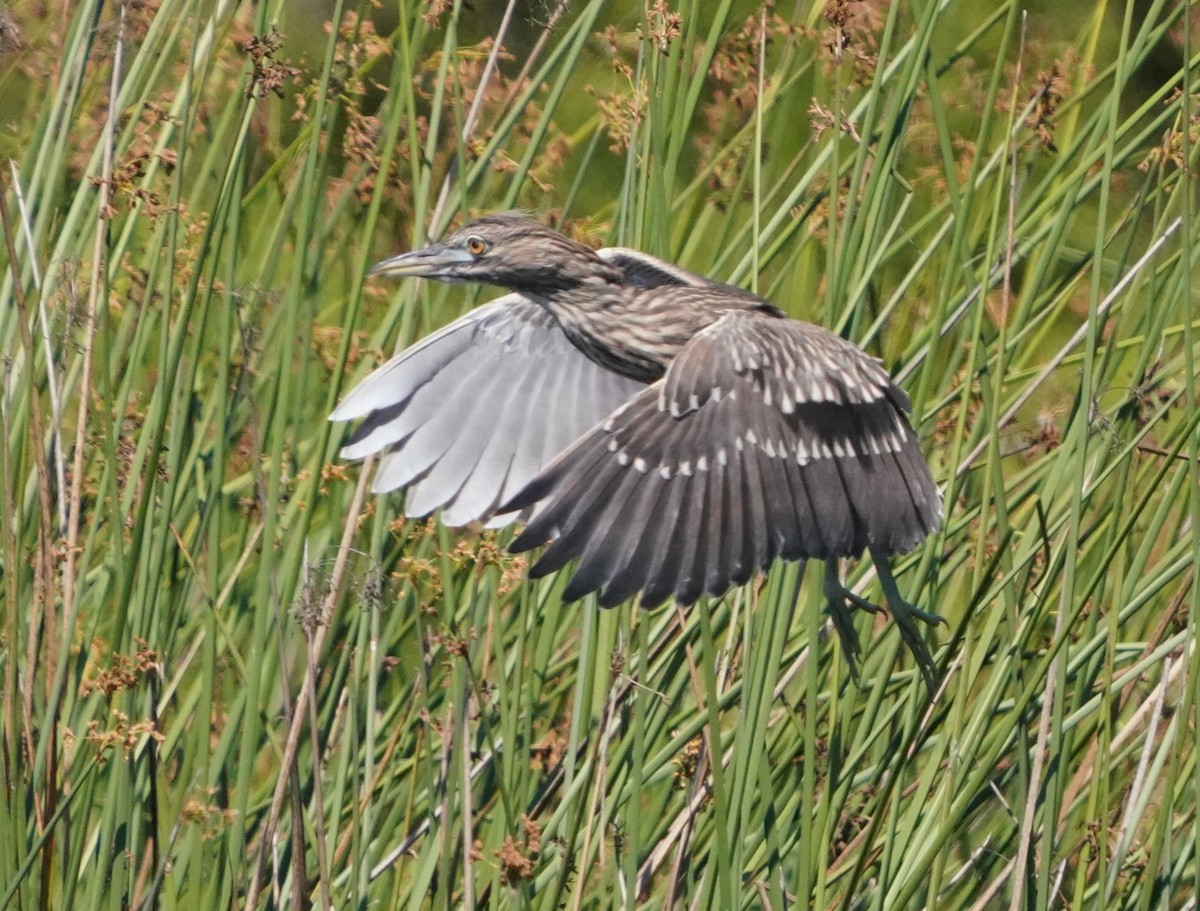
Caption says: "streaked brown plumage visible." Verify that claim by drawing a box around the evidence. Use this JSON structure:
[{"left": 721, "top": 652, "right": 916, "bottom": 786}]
[{"left": 331, "top": 214, "right": 944, "bottom": 682}]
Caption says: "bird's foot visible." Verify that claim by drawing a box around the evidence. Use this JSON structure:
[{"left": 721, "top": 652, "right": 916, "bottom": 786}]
[
  {"left": 881, "top": 595, "right": 942, "bottom": 691},
  {"left": 823, "top": 556, "right": 945, "bottom": 690},
  {"left": 871, "top": 549, "right": 945, "bottom": 691},
  {"left": 822, "top": 559, "right": 881, "bottom": 681}
]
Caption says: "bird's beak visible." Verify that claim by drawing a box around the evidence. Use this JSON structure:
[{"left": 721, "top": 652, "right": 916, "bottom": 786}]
[{"left": 368, "top": 244, "right": 473, "bottom": 279}]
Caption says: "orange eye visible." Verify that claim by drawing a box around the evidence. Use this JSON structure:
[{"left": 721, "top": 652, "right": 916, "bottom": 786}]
[{"left": 466, "top": 236, "right": 488, "bottom": 255}]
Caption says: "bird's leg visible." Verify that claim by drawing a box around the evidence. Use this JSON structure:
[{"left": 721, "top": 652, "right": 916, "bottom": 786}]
[
  {"left": 822, "top": 558, "right": 882, "bottom": 680},
  {"left": 869, "top": 547, "right": 945, "bottom": 690},
  {"left": 823, "top": 555, "right": 944, "bottom": 688}
]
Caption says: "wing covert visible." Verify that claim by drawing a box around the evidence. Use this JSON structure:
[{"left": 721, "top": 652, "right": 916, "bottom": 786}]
[{"left": 504, "top": 310, "right": 941, "bottom": 607}]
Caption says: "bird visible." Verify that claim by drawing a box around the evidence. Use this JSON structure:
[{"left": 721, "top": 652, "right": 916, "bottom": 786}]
[{"left": 330, "top": 213, "right": 944, "bottom": 682}]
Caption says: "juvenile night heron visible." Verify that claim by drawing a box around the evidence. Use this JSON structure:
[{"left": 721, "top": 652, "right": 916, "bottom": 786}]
[{"left": 331, "top": 214, "right": 943, "bottom": 681}]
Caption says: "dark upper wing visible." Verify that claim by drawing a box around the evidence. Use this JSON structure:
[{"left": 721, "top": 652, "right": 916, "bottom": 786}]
[
  {"left": 503, "top": 310, "right": 941, "bottom": 607},
  {"left": 330, "top": 294, "right": 644, "bottom": 526}
]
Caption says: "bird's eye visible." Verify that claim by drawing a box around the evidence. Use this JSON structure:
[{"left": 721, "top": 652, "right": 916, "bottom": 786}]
[{"left": 466, "top": 236, "right": 488, "bottom": 256}]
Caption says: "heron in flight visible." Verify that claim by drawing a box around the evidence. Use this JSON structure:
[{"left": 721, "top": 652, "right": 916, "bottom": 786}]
[{"left": 331, "top": 214, "right": 943, "bottom": 682}]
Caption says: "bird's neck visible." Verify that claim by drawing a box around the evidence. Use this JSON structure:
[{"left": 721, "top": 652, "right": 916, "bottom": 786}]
[{"left": 529, "top": 274, "right": 724, "bottom": 384}]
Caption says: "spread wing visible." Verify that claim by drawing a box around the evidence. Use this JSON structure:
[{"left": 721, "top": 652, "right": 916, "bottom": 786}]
[
  {"left": 329, "top": 247, "right": 724, "bottom": 527},
  {"left": 330, "top": 294, "right": 644, "bottom": 526},
  {"left": 503, "top": 310, "right": 941, "bottom": 607}
]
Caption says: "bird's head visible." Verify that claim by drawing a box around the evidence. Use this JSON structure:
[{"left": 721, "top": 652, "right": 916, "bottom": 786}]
[{"left": 368, "top": 213, "right": 619, "bottom": 294}]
